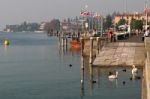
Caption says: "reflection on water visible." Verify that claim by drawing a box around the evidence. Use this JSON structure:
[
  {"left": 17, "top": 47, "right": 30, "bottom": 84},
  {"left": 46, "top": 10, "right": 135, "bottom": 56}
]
[
  {"left": 80, "top": 56, "right": 142, "bottom": 99},
  {"left": 0, "top": 32, "right": 142, "bottom": 99}
]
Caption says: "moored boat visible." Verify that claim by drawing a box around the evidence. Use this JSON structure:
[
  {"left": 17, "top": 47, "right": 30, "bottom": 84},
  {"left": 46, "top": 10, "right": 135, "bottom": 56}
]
[{"left": 70, "top": 40, "right": 81, "bottom": 48}]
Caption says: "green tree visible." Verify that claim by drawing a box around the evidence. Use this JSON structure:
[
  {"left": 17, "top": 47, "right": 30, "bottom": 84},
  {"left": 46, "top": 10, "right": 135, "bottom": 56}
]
[
  {"left": 103, "top": 14, "right": 112, "bottom": 30},
  {"left": 116, "top": 19, "right": 127, "bottom": 31},
  {"left": 130, "top": 19, "right": 143, "bottom": 30},
  {"left": 117, "top": 19, "right": 127, "bottom": 26}
]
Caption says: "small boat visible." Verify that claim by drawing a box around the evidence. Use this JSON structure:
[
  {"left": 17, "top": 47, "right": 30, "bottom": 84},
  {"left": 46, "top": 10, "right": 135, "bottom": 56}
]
[
  {"left": 70, "top": 40, "right": 81, "bottom": 48},
  {"left": 69, "top": 46, "right": 81, "bottom": 52}
]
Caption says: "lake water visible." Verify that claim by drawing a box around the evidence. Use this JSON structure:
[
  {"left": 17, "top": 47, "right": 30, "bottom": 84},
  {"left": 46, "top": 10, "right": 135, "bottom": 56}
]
[{"left": 0, "top": 32, "right": 142, "bottom": 99}]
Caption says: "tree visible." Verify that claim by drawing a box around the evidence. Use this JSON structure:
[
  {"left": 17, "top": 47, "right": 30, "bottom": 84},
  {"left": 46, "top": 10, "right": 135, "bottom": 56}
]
[
  {"left": 115, "top": 19, "right": 127, "bottom": 31},
  {"left": 103, "top": 14, "right": 112, "bottom": 30},
  {"left": 117, "top": 19, "right": 127, "bottom": 26},
  {"left": 130, "top": 19, "right": 143, "bottom": 30},
  {"left": 45, "top": 19, "right": 60, "bottom": 33}
]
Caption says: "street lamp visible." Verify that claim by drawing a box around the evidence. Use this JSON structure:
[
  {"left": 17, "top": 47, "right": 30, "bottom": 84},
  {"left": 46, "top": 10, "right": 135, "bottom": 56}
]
[
  {"left": 85, "top": 22, "right": 88, "bottom": 31},
  {"left": 94, "top": 12, "right": 103, "bottom": 37}
]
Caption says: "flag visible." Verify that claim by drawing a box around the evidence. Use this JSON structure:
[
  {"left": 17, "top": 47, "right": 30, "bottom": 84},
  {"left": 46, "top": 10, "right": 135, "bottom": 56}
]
[{"left": 80, "top": 11, "right": 90, "bottom": 16}]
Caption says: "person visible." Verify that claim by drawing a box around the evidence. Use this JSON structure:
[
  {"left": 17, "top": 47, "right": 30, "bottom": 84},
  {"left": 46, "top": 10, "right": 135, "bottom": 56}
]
[
  {"left": 108, "top": 29, "right": 113, "bottom": 42},
  {"left": 144, "top": 27, "right": 150, "bottom": 37},
  {"left": 92, "top": 29, "right": 97, "bottom": 37},
  {"left": 135, "top": 29, "right": 139, "bottom": 36}
]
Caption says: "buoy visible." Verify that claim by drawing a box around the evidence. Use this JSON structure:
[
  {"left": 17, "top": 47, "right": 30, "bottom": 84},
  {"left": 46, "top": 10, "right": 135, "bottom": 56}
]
[{"left": 4, "top": 39, "right": 9, "bottom": 46}]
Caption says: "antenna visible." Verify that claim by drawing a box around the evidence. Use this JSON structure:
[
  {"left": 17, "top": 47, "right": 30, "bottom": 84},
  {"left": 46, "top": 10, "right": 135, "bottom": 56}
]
[{"left": 145, "top": 0, "right": 148, "bottom": 29}]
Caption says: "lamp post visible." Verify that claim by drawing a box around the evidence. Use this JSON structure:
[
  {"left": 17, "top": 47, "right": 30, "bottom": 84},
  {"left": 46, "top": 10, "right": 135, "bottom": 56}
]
[
  {"left": 85, "top": 22, "right": 88, "bottom": 31},
  {"left": 100, "top": 16, "right": 103, "bottom": 37},
  {"left": 145, "top": 1, "right": 148, "bottom": 29},
  {"left": 94, "top": 13, "right": 103, "bottom": 37}
]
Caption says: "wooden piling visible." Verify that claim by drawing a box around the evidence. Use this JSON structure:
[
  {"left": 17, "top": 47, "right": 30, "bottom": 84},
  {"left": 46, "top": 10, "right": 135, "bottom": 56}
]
[
  {"left": 89, "top": 63, "right": 93, "bottom": 95},
  {"left": 81, "top": 55, "right": 84, "bottom": 86},
  {"left": 80, "top": 47, "right": 84, "bottom": 97},
  {"left": 89, "top": 37, "right": 94, "bottom": 64},
  {"left": 64, "top": 37, "right": 67, "bottom": 45},
  {"left": 80, "top": 38, "right": 84, "bottom": 56},
  {"left": 96, "top": 37, "right": 100, "bottom": 54},
  {"left": 64, "top": 37, "right": 68, "bottom": 48},
  {"left": 61, "top": 37, "right": 64, "bottom": 46}
]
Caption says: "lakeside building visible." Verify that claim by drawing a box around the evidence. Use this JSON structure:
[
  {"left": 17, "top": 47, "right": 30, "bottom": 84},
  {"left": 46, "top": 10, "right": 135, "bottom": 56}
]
[
  {"left": 113, "top": 11, "right": 150, "bottom": 29},
  {"left": 39, "top": 22, "right": 46, "bottom": 31},
  {"left": 60, "top": 18, "right": 83, "bottom": 33},
  {"left": 4, "top": 22, "right": 39, "bottom": 32},
  {"left": 35, "top": 22, "right": 47, "bottom": 32}
]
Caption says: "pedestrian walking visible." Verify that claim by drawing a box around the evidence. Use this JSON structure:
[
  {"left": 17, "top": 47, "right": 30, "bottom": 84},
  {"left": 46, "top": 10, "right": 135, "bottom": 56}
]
[
  {"left": 144, "top": 27, "right": 150, "bottom": 37},
  {"left": 108, "top": 29, "right": 113, "bottom": 42}
]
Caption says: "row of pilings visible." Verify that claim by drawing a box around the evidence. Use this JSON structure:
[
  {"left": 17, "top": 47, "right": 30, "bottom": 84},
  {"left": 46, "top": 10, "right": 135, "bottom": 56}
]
[{"left": 80, "top": 36, "right": 109, "bottom": 96}]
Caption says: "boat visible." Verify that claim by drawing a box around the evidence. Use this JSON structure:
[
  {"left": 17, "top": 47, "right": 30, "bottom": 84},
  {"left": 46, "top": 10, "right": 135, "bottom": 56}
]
[
  {"left": 69, "top": 46, "right": 81, "bottom": 52},
  {"left": 70, "top": 40, "right": 81, "bottom": 48}
]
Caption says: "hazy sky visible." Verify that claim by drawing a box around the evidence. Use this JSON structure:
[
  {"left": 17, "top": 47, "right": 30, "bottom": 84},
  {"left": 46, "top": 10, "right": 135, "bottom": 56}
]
[{"left": 0, "top": 0, "right": 148, "bottom": 29}]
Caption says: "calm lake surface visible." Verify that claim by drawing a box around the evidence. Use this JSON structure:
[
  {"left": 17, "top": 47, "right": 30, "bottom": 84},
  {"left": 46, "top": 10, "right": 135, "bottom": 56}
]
[{"left": 0, "top": 32, "right": 142, "bottom": 99}]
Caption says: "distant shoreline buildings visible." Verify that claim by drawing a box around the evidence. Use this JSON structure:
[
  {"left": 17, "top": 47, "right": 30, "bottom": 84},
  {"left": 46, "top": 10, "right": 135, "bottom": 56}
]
[
  {"left": 4, "top": 9, "right": 150, "bottom": 33},
  {"left": 4, "top": 22, "right": 40, "bottom": 32},
  {"left": 113, "top": 11, "right": 150, "bottom": 28}
]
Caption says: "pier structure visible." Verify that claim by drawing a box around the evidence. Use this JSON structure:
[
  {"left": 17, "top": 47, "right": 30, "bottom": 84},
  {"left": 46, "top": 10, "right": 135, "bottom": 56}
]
[
  {"left": 80, "top": 36, "right": 108, "bottom": 57},
  {"left": 80, "top": 34, "right": 150, "bottom": 99},
  {"left": 93, "top": 42, "right": 145, "bottom": 67},
  {"left": 58, "top": 32, "right": 68, "bottom": 47}
]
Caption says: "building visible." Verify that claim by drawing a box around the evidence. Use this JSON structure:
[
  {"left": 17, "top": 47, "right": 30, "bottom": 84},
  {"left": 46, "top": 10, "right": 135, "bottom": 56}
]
[{"left": 113, "top": 11, "right": 150, "bottom": 29}]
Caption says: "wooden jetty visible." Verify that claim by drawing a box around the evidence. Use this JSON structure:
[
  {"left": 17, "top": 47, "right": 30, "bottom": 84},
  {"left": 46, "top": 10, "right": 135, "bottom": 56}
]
[
  {"left": 93, "top": 42, "right": 145, "bottom": 67},
  {"left": 80, "top": 36, "right": 145, "bottom": 67},
  {"left": 80, "top": 35, "right": 150, "bottom": 99}
]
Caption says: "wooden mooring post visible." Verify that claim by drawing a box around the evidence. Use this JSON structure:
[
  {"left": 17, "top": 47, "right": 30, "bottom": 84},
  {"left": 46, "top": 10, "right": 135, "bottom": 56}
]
[
  {"left": 59, "top": 32, "right": 68, "bottom": 47},
  {"left": 80, "top": 38, "right": 84, "bottom": 56},
  {"left": 89, "top": 37, "right": 94, "bottom": 64},
  {"left": 80, "top": 37, "right": 85, "bottom": 96},
  {"left": 89, "top": 63, "right": 94, "bottom": 95},
  {"left": 58, "top": 32, "right": 68, "bottom": 55},
  {"left": 80, "top": 54, "right": 84, "bottom": 96},
  {"left": 96, "top": 37, "right": 100, "bottom": 54},
  {"left": 80, "top": 38, "right": 84, "bottom": 83}
]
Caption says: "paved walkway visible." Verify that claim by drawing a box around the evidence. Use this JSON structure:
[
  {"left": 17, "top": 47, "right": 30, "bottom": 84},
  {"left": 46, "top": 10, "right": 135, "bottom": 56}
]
[
  {"left": 93, "top": 33, "right": 145, "bottom": 67},
  {"left": 93, "top": 42, "right": 145, "bottom": 67},
  {"left": 117, "top": 33, "right": 144, "bottom": 43}
]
